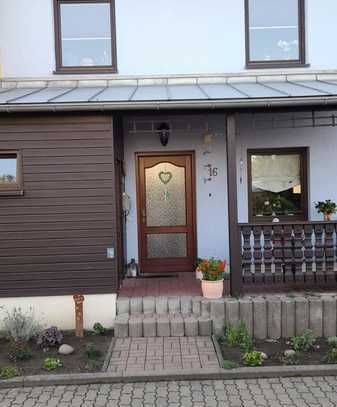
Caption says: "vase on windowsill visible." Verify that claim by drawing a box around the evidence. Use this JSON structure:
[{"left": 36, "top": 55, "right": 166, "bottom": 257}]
[
  {"left": 198, "top": 258, "right": 226, "bottom": 299},
  {"left": 315, "top": 200, "right": 337, "bottom": 222}
]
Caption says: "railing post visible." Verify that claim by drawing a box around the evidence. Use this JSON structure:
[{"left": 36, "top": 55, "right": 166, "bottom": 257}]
[{"left": 226, "top": 115, "right": 242, "bottom": 296}]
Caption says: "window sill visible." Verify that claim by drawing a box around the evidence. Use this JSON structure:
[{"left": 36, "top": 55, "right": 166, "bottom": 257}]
[
  {"left": 54, "top": 66, "right": 118, "bottom": 75},
  {"left": 0, "top": 189, "right": 24, "bottom": 196},
  {"left": 246, "top": 62, "right": 310, "bottom": 70}
]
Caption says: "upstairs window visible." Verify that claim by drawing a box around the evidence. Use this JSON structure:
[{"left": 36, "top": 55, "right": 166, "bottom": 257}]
[
  {"left": 54, "top": 0, "right": 117, "bottom": 74},
  {"left": 0, "top": 151, "right": 23, "bottom": 196},
  {"left": 248, "top": 148, "right": 308, "bottom": 222},
  {"left": 245, "top": 0, "right": 305, "bottom": 68}
]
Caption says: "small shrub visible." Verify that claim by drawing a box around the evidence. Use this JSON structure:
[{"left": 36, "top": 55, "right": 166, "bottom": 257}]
[
  {"left": 0, "top": 366, "right": 20, "bottom": 379},
  {"left": 8, "top": 341, "right": 32, "bottom": 362},
  {"left": 280, "top": 352, "right": 301, "bottom": 366},
  {"left": 324, "top": 348, "right": 337, "bottom": 364},
  {"left": 290, "top": 329, "right": 315, "bottom": 352},
  {"left": 84, "top": 359, "right": 101, "bottom": 371},
  {"left": 85, "top": 343, "right": 102, "bottom": 360},
  {"left": 224, "top": 321, "right": 253, "bottom": 352},
  {"left": 242, "top": 351, "right": 264, "bottom": 367},
  {"left": 93, "top": 322, "right": 106, "bottom": 335},
  {"left": 36, "top": 326, "right": 63, "bottom": 351},
  {"left": 1, "top": 307, "right": 41, "bottom": 343},
  {"left": 223, "top": 359, "right": 237, "bottom": 370},
  {"left": 327, "top": 337, "right": 337, "bottom": 348},
  {"left": 42, "top": 357, "right": 63, "bottom": 371}
]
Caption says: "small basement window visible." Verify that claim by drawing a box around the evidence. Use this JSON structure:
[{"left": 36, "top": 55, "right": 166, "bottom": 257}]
[
  {"left": 54, "top": 0, "right": 117, "bottom": 74},
  {"left": 0, "top": 151, "right": 23, "bottom": 195},
  {"left": 245, "top": 0, "right": 306, "bottom": 68}
]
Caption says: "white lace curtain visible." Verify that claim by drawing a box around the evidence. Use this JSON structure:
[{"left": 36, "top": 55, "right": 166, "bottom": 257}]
[{"left": 251, "top": 154, "right": 300, "bottom": 193}]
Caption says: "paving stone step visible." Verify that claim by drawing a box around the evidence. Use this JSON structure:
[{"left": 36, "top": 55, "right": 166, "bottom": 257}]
[{"left": 114, "top": 312, "right": 212, "bottom": 338}]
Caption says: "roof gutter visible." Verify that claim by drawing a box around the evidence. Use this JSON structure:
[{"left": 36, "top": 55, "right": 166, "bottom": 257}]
[{"left": 0, "top": 96, "right": 336, "bottom": 113}]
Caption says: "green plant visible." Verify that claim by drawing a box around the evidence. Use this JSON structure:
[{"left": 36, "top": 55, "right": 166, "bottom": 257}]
[
  {"left": 242, "top": 351, "right": 264, "bottom": 367},
  {"left": 84, "top": 359, "right": 101, "bottom": 371},
  {"left": 8, "top": 341, "right": 32, "bottom": 362},
  {"left": 0, "top": 366, "right": 20, "bottom": 379},
  {"left": 315, "top": 200, "right": 337, "bottom": 215},
  {"left": 223, "top": 359, "right": 237, "bottom": 370},
  {"left": 324, "top": 348, "right": 337, "bottom": 364},
  {"left": 85, "top": 343, "right": 102, "bottom": 360},
  {"left": 327, "top": 337, "right": 337, "bottom": 348},
  {"left": 290, "top": 329, "right": 315, "bottom": 352},
  {"left": 1, "top": 307, "right": 41, "bottom": 343},
  {"left": 36, "top": 326, "right": 63, "bottom": 351},
  {"left": 224, "top": 322, "right": 253, "bottom": 352},
  {"left": 93, "top": 322, "right": 106, "bottom": 335},
  {"left": 42, "top": 357, "right": 63, "bottom": 371},
  {"left": 280, "top": 352, "right": 301, "bottom": 366},
  {"left": 198, "top": 258, "right": 226, "bottom": 281}
]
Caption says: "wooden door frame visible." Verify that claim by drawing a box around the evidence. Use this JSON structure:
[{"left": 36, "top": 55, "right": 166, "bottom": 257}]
[{"left": 135, "top": 151, "right": 197, "bottom": 273}]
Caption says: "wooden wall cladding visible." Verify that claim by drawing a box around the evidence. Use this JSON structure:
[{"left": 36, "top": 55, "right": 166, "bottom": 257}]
[{"left": 0, "top": 113, "right": 118, "bottom": 297}]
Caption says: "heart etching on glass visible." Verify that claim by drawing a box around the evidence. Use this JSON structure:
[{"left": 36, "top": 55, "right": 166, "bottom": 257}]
[{"left": 159, "top": 171, "right": 173, "bottom": 185}]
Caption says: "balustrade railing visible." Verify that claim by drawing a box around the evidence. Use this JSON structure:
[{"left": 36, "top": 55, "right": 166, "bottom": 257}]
[{"left": 239, "top": 221, "right": 337, "bottom": 291}]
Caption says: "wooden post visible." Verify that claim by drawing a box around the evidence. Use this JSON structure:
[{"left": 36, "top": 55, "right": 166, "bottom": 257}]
[
  {"left": 73, "top": 294, "right": 85, "bottom": 337},
  {"left": 226, "top": 115, "right": 242, "bottom": 296}
]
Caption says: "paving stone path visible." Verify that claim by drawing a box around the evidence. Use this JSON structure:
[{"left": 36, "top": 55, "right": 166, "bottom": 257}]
[
  {"left": 107, "top": 336, "right": 219, "bottom": 373},
  {"left": 2, "top": 376, "right": 337, "bottom": 406}
]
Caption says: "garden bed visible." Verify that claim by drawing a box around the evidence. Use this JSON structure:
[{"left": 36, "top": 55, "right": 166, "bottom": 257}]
[{"left": 0, "top": 330, "right": 113, "bottom": 377}]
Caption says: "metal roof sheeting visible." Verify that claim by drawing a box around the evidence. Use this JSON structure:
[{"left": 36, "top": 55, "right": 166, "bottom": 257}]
[{"left": 2, "top": 78, "right": 337, "bottom": 111}]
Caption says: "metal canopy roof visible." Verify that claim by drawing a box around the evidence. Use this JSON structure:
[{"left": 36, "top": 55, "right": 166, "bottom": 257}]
[{"left": 2, "top": 78, "right": 337, "bottom": 111}]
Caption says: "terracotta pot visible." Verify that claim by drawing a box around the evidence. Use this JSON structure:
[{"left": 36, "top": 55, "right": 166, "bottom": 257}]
[
  {"left": 324, "top": 213, "right": 332, "bottom": 221},
  {"left": 201, "top": 279, "right": 224, "bottom": 299}
]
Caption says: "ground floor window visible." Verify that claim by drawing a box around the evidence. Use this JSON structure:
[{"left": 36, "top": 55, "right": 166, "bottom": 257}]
[
  {"left": 0, "top": 150, "right": 23, "bottom": 195},
  {"left": 248, "top": 147, "right": 308, "bottom": 222}
]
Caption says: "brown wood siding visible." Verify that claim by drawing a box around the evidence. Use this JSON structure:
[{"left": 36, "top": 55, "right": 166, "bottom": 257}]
[{"left": 0, "top": 113, "right": 118, "bottom": 298}]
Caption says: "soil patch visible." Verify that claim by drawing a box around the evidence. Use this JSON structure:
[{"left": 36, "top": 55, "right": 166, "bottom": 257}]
[
  {"left": 0, "top": 331, "right": 113, "bottom": 376},
  {"left": 219, "top": 337, "right": 331, "bottom": 367}
]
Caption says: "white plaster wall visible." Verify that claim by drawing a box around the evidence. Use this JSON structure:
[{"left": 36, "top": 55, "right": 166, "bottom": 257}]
[
  {"left": 0, "top": 294, "right": 117, "bottom": 330},
  {"left": 236, "top": 114, "right": 337, "bottom": 223},
  {"left": 123, "top": 115, "right": 230, "bottom": 263},
  {"left": 1, "top": 0, "right": 337, "bottom": 77}
]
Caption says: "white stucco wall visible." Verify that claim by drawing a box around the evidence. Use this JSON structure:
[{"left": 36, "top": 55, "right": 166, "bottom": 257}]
[
  {"left": 0, "top": 294, "right": 117, "bottom": 330},
  {"left": 1, "top": 0, "right": 337, "bottom": 77},
  {"left": 123, "top": 115, "right": 230, "bottom": 263},
  {"left": 237, "top": 113, "right": 337, "bottom": 223}
]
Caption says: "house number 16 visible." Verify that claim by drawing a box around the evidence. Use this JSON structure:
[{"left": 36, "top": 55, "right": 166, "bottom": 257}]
[{"left": 208, "top": 166, "right": 218, "bottom": 177}]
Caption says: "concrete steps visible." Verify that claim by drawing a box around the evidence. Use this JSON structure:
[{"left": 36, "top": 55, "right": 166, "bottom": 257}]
[{"left": 115, "top": 296, "right": 219, "bottom": 338}]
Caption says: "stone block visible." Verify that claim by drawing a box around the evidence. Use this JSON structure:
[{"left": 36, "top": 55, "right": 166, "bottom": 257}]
[
  {"left": 114, "top": 314, "right": 129, "bottom": 338},
  {"left": 239, "top": 298, "right": 253, "bottom": 336},
  {"left": 323, "top": 296, "right": 337, "bottom": 337},
  {"left": 184, "top": 315, "right": 199, "bottom": 336},
  {"left": 117, "top": 297, "right": 130, "bottom": 315},
  {"left": 180, "top": 296, "right": 192, "bottom": 314},
  {"left": 198, "top": 315, "right": 212, "bottom": 336},
  {"left": 201, "top": 298, "right": 210, "bottom": 315},
  {"left": 295, "top": 296, "right": 309, "bottom": 335},
  {"left": 281, "top": 297, "right": 295, "bottom": 338},
  {"left": 253, "top": 298, "right": 267, "bottom": 339},
  {"left": 170, "top": 314, "right": 184, "bottom": 336},
  {"left": 155, "top": 296, "right": 168, "bottom": 314},
  {"left": 168, "top": 297, "right": 180, "bottom": 314},
  {"left": 267, "top": 298, "right": 281, "bottom": 339},
  {"left": 210, "top": 299, "right": 226, "bottom": 337},
  {"left": 143, "top": 317, "right": 156, "bottom": 337},
  {"left": 130, "top": 297, "right": 143, "bottom": 314},
  {"left": 309, "top": 297, "right": 323, "bottom": 337},
  {"left": 129, "top": 315, "right": 143, "bottom": 337},
  {"left": 225, "top": 298, "right": 240, "bottom": 327},
  {"left": 157, "top": 315, "right": 170, "bottom": 337},
  {"left": 143, "top": 297, "right": 155, "bottom": 314},
  {"left": 192, "top": 296, "right": 203, "bottom": 315}
]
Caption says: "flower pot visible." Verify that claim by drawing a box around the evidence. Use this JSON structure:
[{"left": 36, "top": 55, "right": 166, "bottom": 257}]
[
  {"left": 324, "top": 213, "right": 332, "bottom": 221},
  {"left": 201, "top": 279, "right": 224, "bottom": 299},
  {"left": 195, "top": 267, "right": 203, "bottom": 280}
]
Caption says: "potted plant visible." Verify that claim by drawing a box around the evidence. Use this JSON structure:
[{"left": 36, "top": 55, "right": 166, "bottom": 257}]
[
  {"left": 199, "top": 258, "right": 226, "bottom": 299},
  {"left": 315, "top": 199, "right": 337, "bottom": 221}
]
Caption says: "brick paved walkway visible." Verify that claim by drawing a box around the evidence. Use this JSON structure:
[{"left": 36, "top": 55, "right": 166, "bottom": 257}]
[
  {"left": 2, "top": 376, "right": 337, "bottom": 406},
  {"left": 107, "top": 337, "right": 219, "bottom": 373}
]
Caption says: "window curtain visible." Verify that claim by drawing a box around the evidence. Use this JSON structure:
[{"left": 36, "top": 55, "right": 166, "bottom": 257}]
[{"left": 251, "top": 154, "right": 300, "bottom": 193}]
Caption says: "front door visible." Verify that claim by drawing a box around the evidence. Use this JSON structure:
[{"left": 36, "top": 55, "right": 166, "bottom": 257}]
[{"left": 136, "top": 152, "right": 196, "bottom": 273}]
